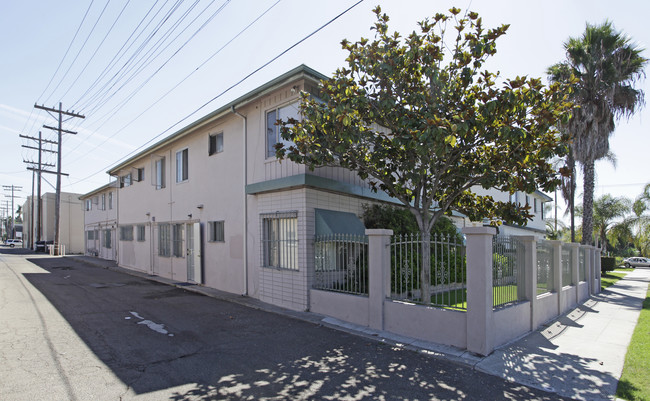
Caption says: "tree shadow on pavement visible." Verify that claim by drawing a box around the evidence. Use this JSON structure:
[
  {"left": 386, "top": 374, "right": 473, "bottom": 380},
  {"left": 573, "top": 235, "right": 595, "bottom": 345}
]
[{"left": 19, "top": 256, "right": 566, "bottom": 400}]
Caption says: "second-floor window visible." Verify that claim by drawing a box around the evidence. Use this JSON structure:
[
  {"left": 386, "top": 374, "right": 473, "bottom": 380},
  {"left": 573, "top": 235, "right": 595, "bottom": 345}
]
[
  {"left": 155, "top": 158, "right": 166, "bottom": 189},
  {"left": 101, "top": 194, "right": 106, "bottom": 210},
  {"left": 266, "top": 101, "right": 299, "bottom": 158},
  {"left": 85, "top": 199, "right": 91, "bottom": 211},
  {"left": 176, "top": 149, "right": 188, "bottom": 183},
  {"left": 108, "top": 192, "right": 113, "bottom": 209},
  {"left": 121, "top": 173, "right": 132, "bottom": 187},
  {"left": 136, "top": 167, "right": 145, "bottom": 182},
  {"left": 209, "top": 132, "right": 223, "bottom": 156}
]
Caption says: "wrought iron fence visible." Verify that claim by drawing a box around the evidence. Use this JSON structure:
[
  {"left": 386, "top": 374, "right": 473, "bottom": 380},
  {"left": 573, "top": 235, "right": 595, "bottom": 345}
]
[
  {"left": 313, "top": 234, "right": 368, "bottom": 295},
  {"left": 536, "top": 240, "right": 553, "bottom": 295},
  {"left": 492, "top": 235, "right": 525, "bottom": 308},
  {"left": 390, "top": 233, "right": 467, "bottom": 310}
]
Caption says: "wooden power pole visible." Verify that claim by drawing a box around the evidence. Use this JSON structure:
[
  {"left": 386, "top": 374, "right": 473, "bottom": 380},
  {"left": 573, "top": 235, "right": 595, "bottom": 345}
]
[
  {"left": 34, "top": 102, "right": 84, "bottom": 255},
  {"left": 21, "top": 131, "right": 56, "bottom": 248}
]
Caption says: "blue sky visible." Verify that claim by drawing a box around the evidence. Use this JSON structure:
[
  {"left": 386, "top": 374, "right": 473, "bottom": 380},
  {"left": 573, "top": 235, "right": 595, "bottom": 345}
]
[{"left": 0, "top": 0, "right": 648, "bottom": 220}]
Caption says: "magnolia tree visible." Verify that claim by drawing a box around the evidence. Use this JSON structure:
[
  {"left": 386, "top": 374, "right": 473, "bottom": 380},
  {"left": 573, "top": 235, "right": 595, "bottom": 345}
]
[{"left": 277, "top": 7, "right": 572, "bottom": 302}]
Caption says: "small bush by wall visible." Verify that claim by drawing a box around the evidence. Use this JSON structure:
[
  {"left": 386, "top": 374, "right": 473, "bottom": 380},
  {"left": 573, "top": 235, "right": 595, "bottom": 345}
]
[{"left": 601, "top": 256, "right": 616, "bottom": 273}]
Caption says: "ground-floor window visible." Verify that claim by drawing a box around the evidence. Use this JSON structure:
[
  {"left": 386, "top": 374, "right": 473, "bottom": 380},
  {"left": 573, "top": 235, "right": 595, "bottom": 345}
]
[
  {"left": 172, "top": 223, "right": 184, "bottom": 257},
  {"left": 261, "top": 212, "right": 298, "bottom": 270},
  {"left": 208, "top": 221, "right": 225, "bottom": 242},
  {"left": 120, "top": 225, "right": 134, "bottom": 241},
  {"left": 137, "top": 225, "right": 146, "bottom": 241},
  {"left": 158, "top": 223, "right": 171, "bottom": 257},
  {"left": 103, "top": 229, "right": 112, "bottom": 249},
  {"left": 87, "top": 230, "right": 95, "bottom": 240}
]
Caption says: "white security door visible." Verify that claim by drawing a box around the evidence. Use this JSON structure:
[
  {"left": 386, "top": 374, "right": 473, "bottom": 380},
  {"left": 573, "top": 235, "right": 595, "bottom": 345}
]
[{"left": 186, "top": 223, "right": 202, "bottom": 283}]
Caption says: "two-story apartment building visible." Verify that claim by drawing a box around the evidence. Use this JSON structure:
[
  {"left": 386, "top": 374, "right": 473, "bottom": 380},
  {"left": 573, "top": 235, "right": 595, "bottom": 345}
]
[
  {"left": 79, "top": 183, "right": 118, "bottom": 260},
  {"left": 84, "top": 65, "right": 551, "bottom": 311}
]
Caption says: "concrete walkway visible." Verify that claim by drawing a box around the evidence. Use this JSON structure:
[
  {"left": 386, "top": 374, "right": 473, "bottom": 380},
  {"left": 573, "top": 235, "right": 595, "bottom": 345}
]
[
  {"left": 475, "top": 267, "right": 649, "bottom": 400},
  {"left": 66, "top": 255, "right": 649, "bottom": 400}
]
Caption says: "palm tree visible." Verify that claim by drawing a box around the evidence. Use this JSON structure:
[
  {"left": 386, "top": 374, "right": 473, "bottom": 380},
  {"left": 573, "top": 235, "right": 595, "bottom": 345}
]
[
  {"left": 590, "top": 194, "right": 631, "bottom": 254},
  {"left": 548, "top": 22, "right": 647, "bottom": 246}
]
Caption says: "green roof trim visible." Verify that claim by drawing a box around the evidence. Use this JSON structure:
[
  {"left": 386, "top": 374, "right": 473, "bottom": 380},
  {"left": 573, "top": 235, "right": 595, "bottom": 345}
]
[
  {"left": 315, "top": 209, "right": 366, "bottom": 236},
  {"left": 245, "top": 173, "right": 465, "bottom": 218},
  {"left": 108, "top": 64, "right": 328, "bottom": 175},
  {"left": 245, "top": 173, "right": 395, "bottom": 202}
]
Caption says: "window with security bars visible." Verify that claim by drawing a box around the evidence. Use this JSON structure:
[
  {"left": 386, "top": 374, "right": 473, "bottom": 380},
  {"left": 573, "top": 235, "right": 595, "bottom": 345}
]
[
  {"left": 137, "top": 225, "right": 146, "bottom": 242},
  {"left": 120, "top": 225, "right": 133, "bottom": 241},
  {"left": 172, "top": 223, "right": 184, "bottom": 257},
  {"left": 158, "top": 223, "right": 171, "bottom": 257},
  {"left": 104, "top": 229, "right": 112, "bottom": 249},
  {"left": 262, "top": 212, "right": 298, "bottom": 270},
  {"left": 208, "top": 221, "right": 224, "bottom": 242}
]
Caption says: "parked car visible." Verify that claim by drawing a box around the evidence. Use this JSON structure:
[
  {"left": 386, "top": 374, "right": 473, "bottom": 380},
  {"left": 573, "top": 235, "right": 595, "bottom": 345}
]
[
  {"left": 623, "top": 257, "right": 650, "bottom": 268},
  {"left": 5, "top": 239, "right": 23, "bottom": 248},
  {"left": 35, "top": 240, "right": 54, "bottom": 253}
]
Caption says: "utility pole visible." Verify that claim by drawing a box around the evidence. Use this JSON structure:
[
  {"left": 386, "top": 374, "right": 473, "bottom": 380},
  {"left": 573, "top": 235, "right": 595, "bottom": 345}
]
[
  {"left": 3, "top": 185, "right": 22, "bottom": 238},
  {"left": 21, "top": 131, "right": 57, "bottom": 248},
  {"left": 33, "top": 103, "right": 84, "bottom": 255}
]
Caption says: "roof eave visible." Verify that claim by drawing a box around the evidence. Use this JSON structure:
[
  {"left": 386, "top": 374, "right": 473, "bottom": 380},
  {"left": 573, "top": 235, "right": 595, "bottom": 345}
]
[{"left": 107, "top": 65, "right": 327, "bottom": 175}]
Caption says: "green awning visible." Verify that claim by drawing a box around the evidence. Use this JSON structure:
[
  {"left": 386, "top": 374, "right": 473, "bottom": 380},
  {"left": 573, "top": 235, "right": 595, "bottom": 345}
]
[{"left": 315, "top": 209, "right": 366, "bottom": 236}]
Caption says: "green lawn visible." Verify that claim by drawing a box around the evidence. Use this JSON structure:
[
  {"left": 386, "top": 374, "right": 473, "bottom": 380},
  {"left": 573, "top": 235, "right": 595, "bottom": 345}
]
[
  {"left": 601, "top": 271, "right": 628, "bottom": 289},
  {"left": 430, "top": 285, "right": 519, "bottom": 310},
  {"left": 616, "top": 286, "right": 650, "bottom": 401}
]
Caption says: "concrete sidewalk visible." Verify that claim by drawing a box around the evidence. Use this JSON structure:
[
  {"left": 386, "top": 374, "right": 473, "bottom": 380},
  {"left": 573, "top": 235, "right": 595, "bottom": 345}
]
[
  {"left": 476, "top": 267, "right": 649, "bottom": 400},
  {"left": 66, "top": 254, "right": 649, "bottom": 400}
]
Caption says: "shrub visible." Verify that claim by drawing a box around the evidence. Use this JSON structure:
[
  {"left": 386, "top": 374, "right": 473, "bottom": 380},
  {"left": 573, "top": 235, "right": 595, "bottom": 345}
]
[{"left": 601, "top": 256, "right": 616, "bottom": 273}]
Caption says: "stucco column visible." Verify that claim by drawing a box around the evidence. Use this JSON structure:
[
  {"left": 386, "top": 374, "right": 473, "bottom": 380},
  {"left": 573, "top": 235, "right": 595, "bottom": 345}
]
[
  {"left": 518, "top": 236, "right": 537, "bottom": 330},
  {"left": 463, "top": 226, "right": 496, "bottom": 356},
  {"left": 594, "top": 247, "right": 602, "bottom": 294},
  {"left": 366, "top": 229, "right": 393, "bottom": 331},
  {"left": 549, "top": 240, "right": 563, "bottom": 315}
]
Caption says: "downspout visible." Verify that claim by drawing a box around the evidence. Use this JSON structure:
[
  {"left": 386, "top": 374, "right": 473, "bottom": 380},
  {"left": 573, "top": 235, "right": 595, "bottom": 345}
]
[{"left": 231, "top": 105, "right": 249, "bottom": 296}]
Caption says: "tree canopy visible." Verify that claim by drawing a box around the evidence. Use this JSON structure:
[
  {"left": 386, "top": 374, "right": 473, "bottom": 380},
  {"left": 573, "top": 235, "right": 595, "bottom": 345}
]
[
  {"left": 278, "top": 7, "right": 571, "bottom": 233},
  {"left": 277, "top": 7, "right": 572, "bottom": 302}
]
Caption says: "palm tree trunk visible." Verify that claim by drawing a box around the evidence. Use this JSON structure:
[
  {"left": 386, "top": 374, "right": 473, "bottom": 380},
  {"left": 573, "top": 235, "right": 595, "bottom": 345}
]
[
  {"left": 568, "top": 151, "right": 576, "bottom": 243},
  {"left": 582, "top": 161, "right": 596, "bottom": 245}
]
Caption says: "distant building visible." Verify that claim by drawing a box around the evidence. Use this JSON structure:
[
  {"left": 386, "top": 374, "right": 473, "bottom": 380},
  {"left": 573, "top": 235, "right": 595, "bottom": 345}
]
[
  {"left": 22, "top": 192, "right": 84, "bottom": 253},
  {"left": 79, "top": 183, "right": 118, "bottom": 261}
]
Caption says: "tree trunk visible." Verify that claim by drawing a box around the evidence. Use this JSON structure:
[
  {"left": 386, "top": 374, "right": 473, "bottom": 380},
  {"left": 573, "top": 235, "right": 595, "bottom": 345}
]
[
  {"left": 582, "top": 161, "right": 596, "bottom": 245},
  {"left": 420, "top": 230, "right": 431, "bottom": 303},
  {"left": 568, "top": 151, "right": 576, "bottom": 243}
]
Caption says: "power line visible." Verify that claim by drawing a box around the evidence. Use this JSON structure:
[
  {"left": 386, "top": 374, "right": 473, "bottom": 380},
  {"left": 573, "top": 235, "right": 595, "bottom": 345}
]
[
  {"left": 35, "top": 0, "right": 96, "bottom": 105},
  {"left": 68, "top": 0, "right": 365, "bottom": 186},
  {"left": 81, "top": 0, "right": 232, "bottom": 128},
  {"left": 81, "top": 0, "right": 218, "bottom": 116},
  {"left": 70, "top": 0, "right": 163, "bottom": 109},
  {"left": 57, "top": 0, "right": 132, "bottom": 102},
  {"left": 43, "top": 0, "right": 113, "bottom": 105},
  {"left": 64, "top": 0, "right": 279, "bottom": 162},
  {"left": 74, "top": 0, "right": 186, "bottom": 112}
]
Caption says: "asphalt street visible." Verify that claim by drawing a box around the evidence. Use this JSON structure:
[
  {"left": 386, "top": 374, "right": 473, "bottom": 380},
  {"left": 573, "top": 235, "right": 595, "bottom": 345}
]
[{"left": 0, "top": 248, "right": 567, "bottom": 400}]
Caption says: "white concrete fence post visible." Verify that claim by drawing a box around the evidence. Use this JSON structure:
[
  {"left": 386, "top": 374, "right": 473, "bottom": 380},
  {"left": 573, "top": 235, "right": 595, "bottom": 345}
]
[
  {"left": 518, "top": 236, "right": 537, "bottom": 331},
  {"left": 463, "top": 226, "right": 497, "bottom": 356},
  {"left": 366, "top": 229, "right": 393, "bottom": 331},
  {"left": 549, "top": 240, "right": 563, "bottom": 315},
  {"left": 594, "top": 247, "right": 602, "bottom": 294},
  {"left": 567, "top": 242, "right": 580, "bottom": 304}
]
